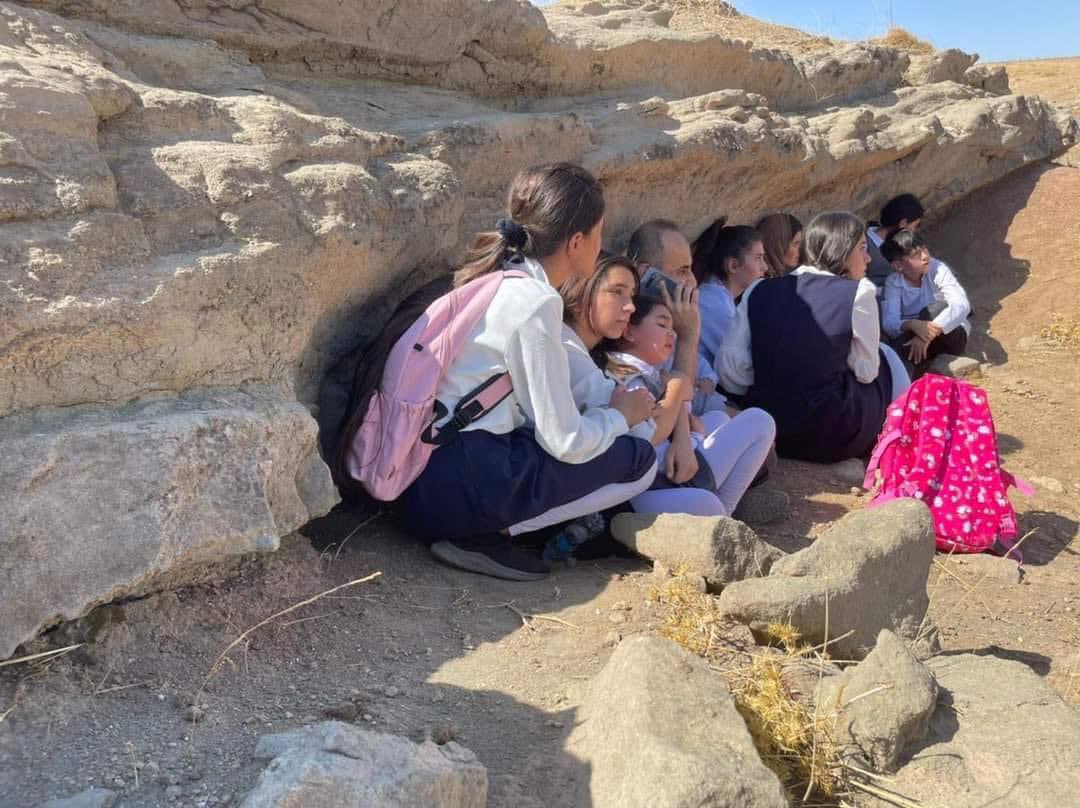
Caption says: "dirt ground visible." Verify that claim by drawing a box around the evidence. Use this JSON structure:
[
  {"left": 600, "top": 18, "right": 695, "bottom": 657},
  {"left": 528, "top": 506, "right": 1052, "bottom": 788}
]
[{"left": 3, "top": 130, "right": 1080, "bottom": 808}]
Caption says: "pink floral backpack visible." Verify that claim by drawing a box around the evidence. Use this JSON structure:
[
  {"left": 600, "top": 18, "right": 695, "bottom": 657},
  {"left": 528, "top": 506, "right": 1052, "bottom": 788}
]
[{"left": 864, "top": 374, "right": 1033, "bottom": 560}]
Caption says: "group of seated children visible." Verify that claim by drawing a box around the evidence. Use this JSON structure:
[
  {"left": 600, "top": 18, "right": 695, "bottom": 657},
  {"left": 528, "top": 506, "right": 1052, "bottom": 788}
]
[{"left": 380, "top": 163, "right": 975, "bottom": 581}]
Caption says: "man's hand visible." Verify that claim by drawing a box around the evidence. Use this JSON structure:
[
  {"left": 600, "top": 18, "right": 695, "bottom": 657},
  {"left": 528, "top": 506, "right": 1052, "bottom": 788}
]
[
  {"left": 906, "top": 335, "right": 931, "bottom": 364},
  {"left": 906, "top": 320, "right": 943, "bottom": 342},
  {"left": 660, "top": 282, "right": 701, "bottom": 340}
]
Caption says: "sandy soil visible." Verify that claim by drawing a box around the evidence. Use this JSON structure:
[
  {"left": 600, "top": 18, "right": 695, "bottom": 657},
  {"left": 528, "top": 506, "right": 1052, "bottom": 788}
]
[{"left": 2, "top": 109, "right": 1079, "bottom": 808}]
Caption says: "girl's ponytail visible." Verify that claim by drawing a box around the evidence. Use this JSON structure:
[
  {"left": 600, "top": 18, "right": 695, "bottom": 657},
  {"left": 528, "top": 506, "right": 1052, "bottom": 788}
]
[{"left": 454, "top": 163, "right": 604, "bottom": 288}]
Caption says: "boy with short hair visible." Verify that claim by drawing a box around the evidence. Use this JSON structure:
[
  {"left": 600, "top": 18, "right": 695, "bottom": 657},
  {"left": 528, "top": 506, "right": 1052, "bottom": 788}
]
[{"left": 880, "top": 229, "right": 972, "bottom": 369}]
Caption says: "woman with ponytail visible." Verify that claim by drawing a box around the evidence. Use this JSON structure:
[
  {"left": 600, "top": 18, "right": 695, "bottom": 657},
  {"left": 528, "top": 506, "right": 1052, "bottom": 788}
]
[{"left": 398, "top": 163, "right": 659, "bottom": 581}]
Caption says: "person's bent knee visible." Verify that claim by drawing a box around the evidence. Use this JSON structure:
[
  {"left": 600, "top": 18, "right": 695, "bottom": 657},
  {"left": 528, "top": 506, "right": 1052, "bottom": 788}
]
[
  {"left": 617, "top": 435, "right": 659, "bottom": 483},
  {"left": 742, "top": 407, "right": 777, "bottom": 443}
]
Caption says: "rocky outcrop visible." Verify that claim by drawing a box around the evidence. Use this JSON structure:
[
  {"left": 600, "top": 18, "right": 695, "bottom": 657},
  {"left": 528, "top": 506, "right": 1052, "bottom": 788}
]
[
  {"left": 610, "top": 512, "right": 783, "bottom": 588},
  {"left": 243, "top": 722, "right": 487, "bottom": 807},
  {"left": 567, "top": 635, "right": 788, "bottom": 807},
  {"left": 873, "top": 653, "right": 1080, "bottom": 806},
  {"left": 816, "top": 630, "right": 938, "bottom": 772},
  {"left": 0, "top": 0, "right": 1076, "bottom": 656},
  {"left": 719, "top": 499, "right": 938, "bottom": 660},
  {"left": 0, "top": 388, "right": 337, "bottom": 659}
]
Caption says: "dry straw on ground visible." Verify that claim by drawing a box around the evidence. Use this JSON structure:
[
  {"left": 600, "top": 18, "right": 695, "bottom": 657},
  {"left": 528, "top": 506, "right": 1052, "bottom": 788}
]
[{"left": 650, "top": 578, "right": 847, "bottom": 803}]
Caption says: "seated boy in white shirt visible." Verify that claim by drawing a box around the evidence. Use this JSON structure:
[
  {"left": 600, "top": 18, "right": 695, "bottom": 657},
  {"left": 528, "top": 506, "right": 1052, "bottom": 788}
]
[{"left": 880, "top": 229, "right": 971, "bottom": 370}]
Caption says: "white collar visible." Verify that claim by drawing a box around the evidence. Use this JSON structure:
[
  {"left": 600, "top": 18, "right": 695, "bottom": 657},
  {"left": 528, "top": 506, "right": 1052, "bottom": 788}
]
[
  {"left": 508, "top": 255, "right": 550, "bottom": 285},
  {"left": 791, "top": 265, "right": 834, "bottom": 277},
  {"left": 607, "top": 351, "right": 663, "bottom": 387}
]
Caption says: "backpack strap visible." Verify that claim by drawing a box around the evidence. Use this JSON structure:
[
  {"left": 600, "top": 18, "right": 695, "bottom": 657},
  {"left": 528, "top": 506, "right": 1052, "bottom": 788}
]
[
  {"left": 1001, "top": 470, "right": 1036, "bottom": 497},
  {"left": 864, "top": 426, "right": 901, "bottom": 491},
  {"left": 421, "top": 372, "right": 514, "bottom": 447}
]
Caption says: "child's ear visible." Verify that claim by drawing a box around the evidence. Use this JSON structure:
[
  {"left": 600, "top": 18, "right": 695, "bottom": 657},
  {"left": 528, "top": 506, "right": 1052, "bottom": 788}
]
[{"left": 890, "top": 259, "right": 904, "bottom": 272}]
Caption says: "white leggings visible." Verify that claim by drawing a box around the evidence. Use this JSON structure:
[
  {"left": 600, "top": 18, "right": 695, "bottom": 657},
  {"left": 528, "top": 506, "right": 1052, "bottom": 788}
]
[
  {"left": 508, "top": 459, "right": 658, "bottom": 535},
  {"left": 881, "top": 343, "right": 911, "bottom": 402},
  {"left": 630, "top": 408, "right": 776, "bottom": 517}
]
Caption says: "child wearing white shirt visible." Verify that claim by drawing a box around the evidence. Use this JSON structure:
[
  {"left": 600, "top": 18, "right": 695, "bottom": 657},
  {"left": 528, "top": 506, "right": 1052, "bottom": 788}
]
[{"left": 880, "top": 229, "right": 971, "bottom": 369}]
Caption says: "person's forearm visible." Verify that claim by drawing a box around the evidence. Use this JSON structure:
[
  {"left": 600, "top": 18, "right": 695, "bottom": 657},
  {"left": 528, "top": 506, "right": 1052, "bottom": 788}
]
[{"left": 672, "top": 328, "right": 700, "bottom": 377}]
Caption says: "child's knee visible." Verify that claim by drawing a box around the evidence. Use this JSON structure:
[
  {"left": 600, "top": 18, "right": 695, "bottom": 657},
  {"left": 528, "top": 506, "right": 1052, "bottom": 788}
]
[{"left": 742, "top": 407, "right": 777, "bottom": 442}]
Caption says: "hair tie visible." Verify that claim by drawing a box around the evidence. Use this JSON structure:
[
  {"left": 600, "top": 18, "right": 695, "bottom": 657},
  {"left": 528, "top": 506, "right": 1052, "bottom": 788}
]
[{"left": 496, "top": 217, "right": 528, "bottom": 251}]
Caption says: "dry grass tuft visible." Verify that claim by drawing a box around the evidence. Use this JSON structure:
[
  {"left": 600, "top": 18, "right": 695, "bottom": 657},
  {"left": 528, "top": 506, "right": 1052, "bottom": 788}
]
[
  {"left": 1040, "top": 313, "right": 1080, "bottom": 349},
  {"left": 650, "top": 578, "right": 846, "bottom": 802},
  {"left": 727, "top": 652, "right": 844, "bottom": 800},
  {"left": 874, "top": 27, "right": 935, "bottom": 54},
  {"left": 649, "top": 576, "right": 725, "bottom": 656}
]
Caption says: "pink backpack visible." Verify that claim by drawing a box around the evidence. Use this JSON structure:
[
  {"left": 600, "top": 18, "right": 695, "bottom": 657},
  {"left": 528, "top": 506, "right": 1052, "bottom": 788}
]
[
  {"left": 341, "top": 269, "right": 525, "bottom": 502},
  {"left": 864, "top": 374, "right": 1033, "bottom": 560}
]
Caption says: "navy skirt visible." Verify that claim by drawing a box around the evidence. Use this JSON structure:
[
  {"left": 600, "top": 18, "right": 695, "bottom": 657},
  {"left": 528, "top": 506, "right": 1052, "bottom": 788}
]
[{"left": 398, "top": 429, "right": 656, "bottom": 541}]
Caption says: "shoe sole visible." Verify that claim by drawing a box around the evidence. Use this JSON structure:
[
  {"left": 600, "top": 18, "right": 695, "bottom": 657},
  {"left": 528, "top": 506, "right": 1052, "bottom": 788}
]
[{"left": 430, "top": 541, "right": 549, "bottom": 582}]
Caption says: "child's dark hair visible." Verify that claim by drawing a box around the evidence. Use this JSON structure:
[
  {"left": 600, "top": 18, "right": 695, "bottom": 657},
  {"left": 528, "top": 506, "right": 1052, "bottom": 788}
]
[
  {"left": 454, "top": 162, "right": 605, "bottom": 287},
  {"left": 880, "top": 194, "right": 926, "bottom": 233},
  {"left": 603, "top": 294, "right": 669, "bottom": 378},
  {"left": 880, "top": 228, "right": 929, "bottom": 263},
  {"left": 691, "top": 216, "right": 762, "bottom": 286}
]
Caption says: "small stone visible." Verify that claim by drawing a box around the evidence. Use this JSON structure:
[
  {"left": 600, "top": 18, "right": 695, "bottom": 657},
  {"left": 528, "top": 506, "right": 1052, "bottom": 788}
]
[
  {"left": 362, "top": 713, "right": 373, "bottom": 722},
  {"left": 950, "top": 554, "right": 1022, "bottom": 584},
  {"left": 40, "top": 787, "right": 118, "bottom": 808},
  {"left": 929, "top": 354, "right": 981, "bottom": 379},
  {"left": 545, "top": 719, "right": 565, "bottom": 729},
  {"left": 384, "top": 685, "right": 400, "bottom": 698},
  {"left": 183, "top": 705, "right": 205, "bottom": 723},
  {"left": 604, "top": 631, "right": 622, "bottom": 647},
  {"left": 651, "top": 560, "right": 671, "bottom": 580},
  {"left": 850, "top": 486, "right": 864, "bottom": 497},
  {"left": 324, "top": 701, "right": 360, "bottom": 721},
  {"left": 283, "top": 711, "right": 294, "bottom": 719},
  {"left": 430, "top": 720, "right": 460, "bottom": 745},
  {"left": 611, "top": 600, "right": 632, "bottom": 612},
  {"left": 608, "top": 612, "right": 627, "bottom": 625},
  {"left": 1017, "top": 336, "right": 1037, "bottom": 352}
]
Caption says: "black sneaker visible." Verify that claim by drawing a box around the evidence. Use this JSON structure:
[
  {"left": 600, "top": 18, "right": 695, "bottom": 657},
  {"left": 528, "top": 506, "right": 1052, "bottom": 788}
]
[{"left": 430, "top": 536, "right": 549, "bottom": 582}]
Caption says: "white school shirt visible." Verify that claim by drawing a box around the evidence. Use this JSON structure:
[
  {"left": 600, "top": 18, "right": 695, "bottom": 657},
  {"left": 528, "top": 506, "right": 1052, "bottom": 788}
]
[
  {"left": 608, "top": 351, "right": 700, "bottom": 448},
  {"left": 562, "top": 326, "right": 656, "bottom": 443},
  {"left": 434, "top": 258, "right": 629, "bottom": 464},
  {"left": 881, "top": 259, "right": 972, "bottom": 339},
  {"left": 716, "top": 266, "right": 882, "bottom": 395}
]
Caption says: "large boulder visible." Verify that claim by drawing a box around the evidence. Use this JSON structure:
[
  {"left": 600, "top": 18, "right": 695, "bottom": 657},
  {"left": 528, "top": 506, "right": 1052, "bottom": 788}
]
[
  {"left": 610, "top": 513, "right": 783, "bottom": 588},
  {"left": 0, "top": 388, "right": 338, "bottom": 659},
  {"left": 566, "top": 635, "right": 788, "bottom": 808},
  {"left": 242, "top": 722, "right": 487, "bottom": 808},
  {"left": 816, "top": 630, "right": 938, "bottom": 772},
  {"left": 873, "top": 654, "right": 1080, "bottom": 806},
  {"left": 719, "top": 499, "right": 937, "bottom": 660}
]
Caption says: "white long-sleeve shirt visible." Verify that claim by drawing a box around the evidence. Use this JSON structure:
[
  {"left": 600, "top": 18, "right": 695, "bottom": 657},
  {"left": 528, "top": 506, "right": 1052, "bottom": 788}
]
[
  {"left": 716, "top": 266, "right": 882, "bottom": 395},
  {"left": 434, "top": 258, "right": 628, "bottom": 464},
  {"left": 697, "top": 280, "right": 737, "bottom": 369},
  {"left": 881, "top": 258, "right": 972, "bottom": 339},
  {"left": 562, "top": 325, "right": 656, "bottom": 443}
]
